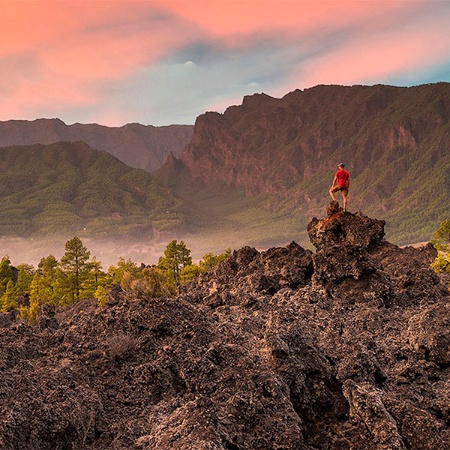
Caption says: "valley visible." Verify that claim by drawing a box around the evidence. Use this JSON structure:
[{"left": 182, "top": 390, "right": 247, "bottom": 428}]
[{"left": 0, "top": 83, "right": 449, "bottom": 264}]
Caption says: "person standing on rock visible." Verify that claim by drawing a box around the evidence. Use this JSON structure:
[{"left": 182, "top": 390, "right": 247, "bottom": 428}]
[{"left": 329, "top": 163, "right": 350, "bottom": 212}]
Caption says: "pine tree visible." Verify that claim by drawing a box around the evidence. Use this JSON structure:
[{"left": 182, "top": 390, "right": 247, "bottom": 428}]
[
  {"left": 28, "top": 255, "right": 64, "bottom": 320},
  {"left": 60, "top": 237, "right": 91, "bottom": 302},
  {"left": 107, "top": 257, "right": 141, "bottom": 286},
  {"left": 16, "top": 264, "right": 35, "bottom": 297},
  {"left": 0, "top": 280, "right": 17, "bottom": 310},
  {"left": 80, "top": 257, "right": 105, "bottom": 299},
  {"left": 431, "top": 219, "right": 450, "bottom": 251},
  {"left": 0, "top": 256, "right": 15, "bottom": 299},
  {"left": 158, "top": 240, "right": 192, "bottom": 282}
]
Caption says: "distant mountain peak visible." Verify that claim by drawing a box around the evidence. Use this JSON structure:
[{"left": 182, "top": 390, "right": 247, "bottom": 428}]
[{"left": 0, "top": 118, "right": 194, "bottom": 173}]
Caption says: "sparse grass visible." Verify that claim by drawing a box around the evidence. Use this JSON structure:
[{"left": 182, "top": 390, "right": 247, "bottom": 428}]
[{"left": 105, "top": 333, "right": 135, "bottom": 360}]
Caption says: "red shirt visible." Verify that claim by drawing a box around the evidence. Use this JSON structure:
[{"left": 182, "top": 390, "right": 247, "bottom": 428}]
[{"left": 335, "top": 169, "right": 350, "bottom": 187}]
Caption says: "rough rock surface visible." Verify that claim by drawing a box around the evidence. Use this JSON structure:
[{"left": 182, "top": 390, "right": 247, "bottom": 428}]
[{"left": 1, "top": 210, "right": 449, "bottom": 449}]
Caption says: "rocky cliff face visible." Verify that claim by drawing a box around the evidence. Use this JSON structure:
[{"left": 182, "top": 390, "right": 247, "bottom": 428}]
[
  {"left": 0, "top": 119, "right": 193, "bottom": 172},
  {"left": 1, "top": 210, "right": 449, "bottom": 449},
  {"left": 181, "top": 84, "right": 449, "bottom": 193},
  {"left": 169, "top": 83, "right": 450, "bottom": 243}
]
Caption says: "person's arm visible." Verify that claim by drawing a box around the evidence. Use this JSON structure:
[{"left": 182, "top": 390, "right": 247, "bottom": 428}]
[{"left": 331, "top": 174, "right": 337, "bottom": 187}]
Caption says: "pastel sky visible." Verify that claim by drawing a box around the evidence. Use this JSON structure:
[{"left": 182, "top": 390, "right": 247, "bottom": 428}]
[{"left": 1, "top": 0, "right": 450, "bottom": 126}]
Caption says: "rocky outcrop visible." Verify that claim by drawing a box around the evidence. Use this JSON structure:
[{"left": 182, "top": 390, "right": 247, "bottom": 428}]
[
  {"left": 1, "top": 211, "right": 449, "bottom": 449},
  {"left": 0, "top": 119, "right": 193, "bottom": 172}
]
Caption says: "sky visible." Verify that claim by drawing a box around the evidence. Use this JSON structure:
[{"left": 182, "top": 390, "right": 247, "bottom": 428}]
[{"left": 1, "top": 0, "right": 450, "bottom": 127}]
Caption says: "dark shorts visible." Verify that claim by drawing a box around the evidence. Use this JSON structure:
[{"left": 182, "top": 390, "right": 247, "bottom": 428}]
[{"left": 331, "top": 185, "right": 349, "bottom": 193}]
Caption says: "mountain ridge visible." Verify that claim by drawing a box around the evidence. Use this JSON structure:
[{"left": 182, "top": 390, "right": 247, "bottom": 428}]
[
  {"left": 0, "top": 141, "right": 189, "bottom": 239},
  {"left": 0, "top": 118, "right": 194, "bottom": 172},
  {"left": 158, "top": 82, "right": 450, "bottom": 246},
  {"left": 1, "top": 83, "right": 448, "bottom": 252}
]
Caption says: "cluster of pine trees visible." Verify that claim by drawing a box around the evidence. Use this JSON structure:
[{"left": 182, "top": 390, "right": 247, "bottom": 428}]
[{"left": 0, "top": 237, "right": 230, "bottom": 322}]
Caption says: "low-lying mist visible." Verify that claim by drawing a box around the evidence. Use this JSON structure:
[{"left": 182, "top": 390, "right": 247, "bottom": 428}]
[
  {"left": 0, "top": 226, "right": 311, "bottom": 270},
  {"left": 0, "top": 234, "right": 238, "bottom": 270},
  {"left": 0, "top": 236, "right": 190, "bottom": 269}
]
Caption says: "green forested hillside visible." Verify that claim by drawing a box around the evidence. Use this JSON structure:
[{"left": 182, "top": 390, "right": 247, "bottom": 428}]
[{"left": 0, "top": 142, "right": 187, "bottom": 238}]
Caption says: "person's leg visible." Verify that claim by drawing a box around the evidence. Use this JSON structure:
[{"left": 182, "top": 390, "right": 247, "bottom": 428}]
[
  {"left": 341, "top": 189, "right": 348, "bottom": 211},
  {"left": 329, "top": 186, "right": 337, "bottom": 202}
]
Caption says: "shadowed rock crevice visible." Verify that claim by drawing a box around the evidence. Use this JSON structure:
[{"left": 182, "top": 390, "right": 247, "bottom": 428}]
[{"left": 1, "top": 210, "right": 449, "bottom": 449}]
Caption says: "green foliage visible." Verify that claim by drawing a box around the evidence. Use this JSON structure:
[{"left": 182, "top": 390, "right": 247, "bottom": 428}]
[
  {"left": 158, "top": 240, "right": 192, "bottom": 282},
  {"left": 0, "top": 280, "right": 17, "bottom": 310},
  {"left": 1, "top": 235, "right": 230, "bottom": 318},
  {"left": 431, "top": 252, "right": 450, "bottom": 274},
  {"left": 199, "top": 249, "right": 232, "bottom": 270},
  {"left": 96, "top": 257, "right": 175, "bottom": 305},
  {"left": 15, "top": 264, "right": 35, "bottom": 296},
  {"left": 60, "top": 236, "right": 91, "bottom": 303},
  {"left": 25, "top": 240, "right": 105, "bottom": 320},
  {"left": 125, "top": 267, "right": 175, "bottom": 300},
  {"left": 94, "top": 257, "right": 135, "bottom": 305},
  {"left": 106, "top": 257, "right": 142, "bottom": 286},
  {"left": 431, "top": 219, "right": 450, "bottom": 277},
  {"left": 431, "top": 219, "right": 450, "bottom": 251},
  {"left": 94, "top": 285, "right": 110, "bottom": 307},
  {"left": 80, "top": 257, "right": 105, "bottom": 299},
  {"left": 180, "top": 248, "right": 232, "bottom": 284},
  {"left": 95, "top": 242, "right": 231, "bottom": 304},
  {"left": 179, "top": 264, "right": 203, "bottom": 284},
  {"left": 0, "top": 142, "right": 189, "bottom": 239},
  {"left": 29, "top": 256, "right": 66, "bottom": 320},
  {"left": 0, "top": 256, "right": 15, "bottom": 298}
]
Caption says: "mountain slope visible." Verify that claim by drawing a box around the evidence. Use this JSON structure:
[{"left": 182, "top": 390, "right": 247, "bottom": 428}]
[
  {"left": 159, "top": 83, "right": 450, "bottom": 246},
  {"left": 0, "top": 119, "right": 193, "bottom": 172},
  {"left": 0, "top": 142, "right": 189, "bottom": 238}
]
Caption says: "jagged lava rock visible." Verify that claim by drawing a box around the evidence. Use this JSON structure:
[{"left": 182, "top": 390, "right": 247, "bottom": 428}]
[
  {"left": 307, "top": 209, "right": 386, "bottom": 251},
  {"left": 0, "top": 211, "right": 449, "bottom": 449}
]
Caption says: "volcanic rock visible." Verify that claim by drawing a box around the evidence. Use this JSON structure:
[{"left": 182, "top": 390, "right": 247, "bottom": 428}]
[{"left": 0, "top": 211, "right": 449, "bottom": 449}]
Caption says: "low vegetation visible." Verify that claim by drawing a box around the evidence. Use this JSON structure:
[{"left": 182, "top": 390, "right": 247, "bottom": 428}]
[{"left": 431, "top": 219, "right": 450, "bottom": 280}]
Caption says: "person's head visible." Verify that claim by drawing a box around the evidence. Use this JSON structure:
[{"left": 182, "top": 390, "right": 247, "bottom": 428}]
[{"left": 338, "top": 163, "right": 345, "bottom": 169}]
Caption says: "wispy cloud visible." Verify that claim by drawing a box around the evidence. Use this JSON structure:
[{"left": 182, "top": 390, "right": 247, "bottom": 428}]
[{"left": 0, "top": 0, "right": 449, "bottom": 126}]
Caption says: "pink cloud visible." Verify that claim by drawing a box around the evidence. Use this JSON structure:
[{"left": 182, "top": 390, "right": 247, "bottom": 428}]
[
  {"left": 156, "top": 0, "right": 409, "bottom": 43},
  {"left": 1, "top": 2, "right": 130, "bottom": 54},
  {"left": 0, "top": 0, "right": 448, "bottom": 125},
  {"left": 0, "top": 1, "right": 196, "bottom": 117},
  {"left": 293, "top": 6, "right": 450, "bottom": 88}
]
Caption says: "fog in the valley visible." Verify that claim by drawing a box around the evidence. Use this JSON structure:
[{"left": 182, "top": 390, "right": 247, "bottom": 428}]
[
  {"left": 0, "top": 234, "right": 238, "bottom": 270},
  {"left": 0, "top": 236, "right": 157, "bottom": 269}
]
